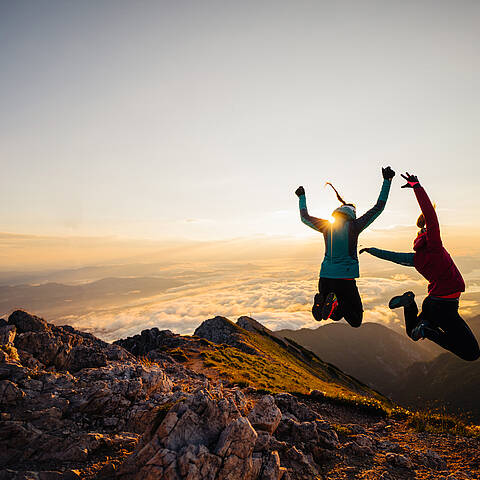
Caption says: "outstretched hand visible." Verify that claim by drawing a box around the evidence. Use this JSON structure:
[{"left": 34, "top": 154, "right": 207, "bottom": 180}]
[
  {"left": 359, "top": 248, "right": 371, "bottom": 254},
  {"left": 382, "top": 166, "right": 395, "bottom": 180},
  {"left": 295, "top": 186, "right": 305, "bottom": 197},
  {"left": 401, "top": 172, "right": 420, "bottom": 189}
]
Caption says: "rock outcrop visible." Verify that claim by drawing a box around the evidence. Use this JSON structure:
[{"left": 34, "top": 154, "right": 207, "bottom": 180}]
[
  {"left": 0, "top": 311, "right": 173, "bottom": 478},
  {"left": 194, "top": 316, "right": 260, "bottom": 355},
  {"left": 1, "top": 310, "right": 477, "bottom": 480},
  {"left": 115, "top": 389, "right": 276, "bottom": 480},
  {"left": 10, "top": 310, "right": 131, "bottom": 372}
]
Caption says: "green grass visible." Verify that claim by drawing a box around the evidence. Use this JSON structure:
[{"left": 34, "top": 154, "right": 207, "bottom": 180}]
[
  {"left": 404, "top": 409, "right": 480, "bottom": 438},
  {"left": 168, "top": 347, "right": 188, "bottom": 362},
  {"left": 199, "top": 324, "right": 390, "bottom": 411}
]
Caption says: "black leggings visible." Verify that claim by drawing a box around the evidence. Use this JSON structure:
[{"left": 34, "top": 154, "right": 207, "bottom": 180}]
[
  {"left": 317, "top": 278, "right": 363, "bottom": 328},
  {"left": 403, "top": 296, "right": 480, "bottom": 361}
]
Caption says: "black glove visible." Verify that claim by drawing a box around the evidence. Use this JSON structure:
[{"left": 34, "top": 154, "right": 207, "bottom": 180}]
[
  {"left": 400, "top": 172, "right": 420, "bottom": 188},
  {"left": 359, "top": 248, "right": 370, "bottom": 254},
  {"left": 382, "top": 166, "right": 395, "bottom": 180},
  {"left": 295, "top": 186, "right": 305, "bottom": 197}
]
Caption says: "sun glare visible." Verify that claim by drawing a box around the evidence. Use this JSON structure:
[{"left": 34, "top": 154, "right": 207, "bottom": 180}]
[{"left": 329, "top": 217, "right": 336, "bottom": 224}]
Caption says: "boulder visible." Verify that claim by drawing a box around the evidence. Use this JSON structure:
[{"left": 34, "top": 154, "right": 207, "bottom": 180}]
[
  {"left": 274, "top": 394, "right": 317, "bottom": 422},
  {"left": 386, "top": 452, "right": 413, "bottom": 469},
  {"left": 248, "top": 395, "right": 282, "bottom": 434},
  {"left": 116, "top": 389, "right": 284, "bottom": 480},
  {"left": 194, "top": 317, "right": 260, "bottom": 355},
  {"left": 9, "top": 311, "right": 50, "bottom": 333}
]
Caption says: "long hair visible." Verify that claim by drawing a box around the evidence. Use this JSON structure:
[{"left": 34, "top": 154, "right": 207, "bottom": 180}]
[
  {"left": 417, "top": 203, "right": 436, "bottom": 230},
  {"left": 325, "top": 182, "right": 355, "bottom": 207}
]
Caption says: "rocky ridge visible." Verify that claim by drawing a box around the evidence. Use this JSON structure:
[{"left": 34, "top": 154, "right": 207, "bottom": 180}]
[{"left": 1, "top": 311, "right": 480, "bottom": 479}]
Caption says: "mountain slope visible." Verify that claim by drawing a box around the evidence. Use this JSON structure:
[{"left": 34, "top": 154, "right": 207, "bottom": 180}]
[
  {"left": 117, "top": 315, "right": 389, "bottom": 408},
  {"left": 393, "top": 316, "right": 480, "bottom": 420},
  {"left": 276, "top": 322, "right": 438, "bottom": 396}
]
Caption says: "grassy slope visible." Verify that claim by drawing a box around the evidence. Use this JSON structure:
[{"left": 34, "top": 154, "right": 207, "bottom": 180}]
[{"left": 188, "top": 318, "right": 392, "bottom": 411}]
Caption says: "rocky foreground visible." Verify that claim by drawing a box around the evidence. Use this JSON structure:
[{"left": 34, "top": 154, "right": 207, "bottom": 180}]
[{"left": 1, "top": 311, "right": 480, "bottom": 479}]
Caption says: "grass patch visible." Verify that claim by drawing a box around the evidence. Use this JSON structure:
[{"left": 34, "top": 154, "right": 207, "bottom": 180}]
[
  {"left": 307, "top": 390, "right": 391, "bottom": 418},
  {"left": 331, "top": 423, "right": 354, "bottom": 437},
  {"left": 199, "top": 330, "right": 389, "bottom": 412},
  {"left": 168, "top": 348, "right": 188, "bottom": 362},
  {"left": 405, "top": 409, "right": 480, "bottom": 438},
  {"left": 0, "top": 344, "right": 19, "bottom": 362}
]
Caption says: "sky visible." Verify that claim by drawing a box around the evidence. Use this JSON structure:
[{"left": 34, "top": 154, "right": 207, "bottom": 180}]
[
  {"left": 1, "top": 0, "right": 479, "bottom": 241},
  {"left": 1, "top": 1, "right": 480, "bottom": 337}
]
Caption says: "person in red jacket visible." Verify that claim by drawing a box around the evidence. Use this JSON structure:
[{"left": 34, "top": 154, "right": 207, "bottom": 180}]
[{"left": 360, "top": 172, "right": 479, "bottom": 361}]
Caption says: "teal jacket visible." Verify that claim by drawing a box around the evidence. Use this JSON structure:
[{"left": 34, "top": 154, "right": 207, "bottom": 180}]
[
  {"left": 298, "top": 179, "right": 392, "bottom": 279},
  {"left": 366, "top": 248, "right": 415, "bottom": 266}
]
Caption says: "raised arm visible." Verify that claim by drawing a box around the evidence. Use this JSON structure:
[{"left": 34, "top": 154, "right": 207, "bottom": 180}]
[
  {"left": 401, "top": 173, "right": 441, "bottom": 248},
  {"left": 295, "top": 186, "right": 329, "bottom": 233},
  {"left": 355, "top": 166, "right": 395, "bottom": 232},
  {"left": 360, "top": 247, "right": 415, "bottom": 266}
]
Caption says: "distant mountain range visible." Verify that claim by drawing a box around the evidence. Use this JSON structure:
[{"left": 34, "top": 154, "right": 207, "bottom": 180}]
[
  {"left": 0, "top": 276, "right": 182, "bottom": 317},
  {"left": 277, "top": 316, "right": 480, "bottom": 420},
  {"left": 276, "top": 322, "right": 440, "bottom": 396}
]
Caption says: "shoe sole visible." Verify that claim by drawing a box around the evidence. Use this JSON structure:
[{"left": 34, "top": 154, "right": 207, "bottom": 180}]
[
  {"left": 312, "top": 294, "right": 324, "bottom": 322},
  {"left": 322, "top": 293, "right": 336, "bottom": 320},
  {"left": 389, "top": 292, "right": 414, "bottom": 309}
]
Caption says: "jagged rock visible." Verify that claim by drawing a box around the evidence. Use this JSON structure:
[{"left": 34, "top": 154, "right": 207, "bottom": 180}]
[
  {"left": 237, "top": 316, "right": 272, "bottom": 335},
  {"left": 274, "top": 394, "right": 317, "bottom": 422},
  {"left": 114, "top": 328, "right": 181, "bottom": 356},
  {"left": 254, "top": 432, "right": 273, "bottom": 452},
  {"left": 282, "top": 446, "right": 319, "bottom": 480},
  {"left": 416, "top": 449, "right": 447, "bottom": 470},
  {"left": 0, "top": 363, "right": 26, "bottom": 381},
  {"left": 0, "top": 380, "right": 25, "bottom": 405},
  {"left": 194, "top": 316, "right": 260, "bottom": 355},
  {"left": 354, "top": 434, "right": 376, "bottom": 449},
  {"left": 9, "top": 311, "right": 130, "bottom": 372},
  {"left": 216, "top": 417, "right": 257, "bottom": 457},
  {"left": 260, "top": 450, "right": 282, "bottom": 480},
  {"left": 0, "top": 325, "right": 16, "bottom": 345},
  {"left": 248, "top": 395, "right": 282, "bottom": 434},
  {"left": 0, "top": 421, "right": 44, "bottom": 465},
  {"left": 9, "top": 311, "right": 49, "bottom": 334},
  {"left": 378, "top": 440, "right": 403, "bottom": 452},
  {"left": 341, "top": 441, "right": 374, "bottom": 457},
  {"left": 386, "top": 452, "right": 413, "bottom": 469},
  {"left": 116, "top": 389, "right": 283, "bottom": 480},
  {"left": 276, "top": 417, "right": 339, "bottom": 451}
]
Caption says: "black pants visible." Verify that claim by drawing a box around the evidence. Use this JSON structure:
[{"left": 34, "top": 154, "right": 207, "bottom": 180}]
[
  {"left": 317, "top": 278, "right": 363, "bottom": 328},
  {"left": 403, "top": 296, "right": 480, "bottom": 361}
]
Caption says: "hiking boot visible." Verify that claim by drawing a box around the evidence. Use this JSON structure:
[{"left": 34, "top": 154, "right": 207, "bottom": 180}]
[
  {"left": 322, "top": 292, "right": 338, "bottom": 320},
  {"left": 411, "top": 322, "right": 426, "bottom": 341},
  {"left": 389, "top": 291, "right": 415, "bottom": 310},
  {"left": 312, "top": 293, "right": 324, "bottom": 321}
]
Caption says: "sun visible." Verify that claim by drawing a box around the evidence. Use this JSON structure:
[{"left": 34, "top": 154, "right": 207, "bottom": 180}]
[{"left": 329, "top": 217, "right": 336, "bottom": 224}]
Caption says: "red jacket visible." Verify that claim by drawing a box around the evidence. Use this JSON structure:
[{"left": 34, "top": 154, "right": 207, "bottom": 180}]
[{"left": 413, "top": 186, "right": 465, "bottom": 297}]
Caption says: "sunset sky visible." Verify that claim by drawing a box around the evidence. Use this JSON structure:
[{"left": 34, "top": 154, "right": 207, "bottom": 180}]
[
  {"left": 2, "top": 1, "right": 480, "bottom": 240},
  {"left": 1, "top": 1, "right": 480, "bottom": 337}
]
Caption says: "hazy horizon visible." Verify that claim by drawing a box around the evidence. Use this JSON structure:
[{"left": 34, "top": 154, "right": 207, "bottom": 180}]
[{"left": 1, "top": 230, "right": 479, "bottom": 342}]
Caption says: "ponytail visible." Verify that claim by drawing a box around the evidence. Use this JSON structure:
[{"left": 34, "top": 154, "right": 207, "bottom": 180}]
[{"left": 325, "top": 182, "right": 348, "bottom": 205}]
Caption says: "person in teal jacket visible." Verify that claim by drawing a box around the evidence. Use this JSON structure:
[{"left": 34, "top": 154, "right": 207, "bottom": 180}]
[{"left": 295, "top": 166, "right": 395, "bottom": 326}]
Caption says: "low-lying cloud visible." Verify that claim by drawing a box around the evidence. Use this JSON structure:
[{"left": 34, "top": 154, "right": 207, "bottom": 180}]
[{"left": 2, "top": 234, "right": 479, "bottom": 342}]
